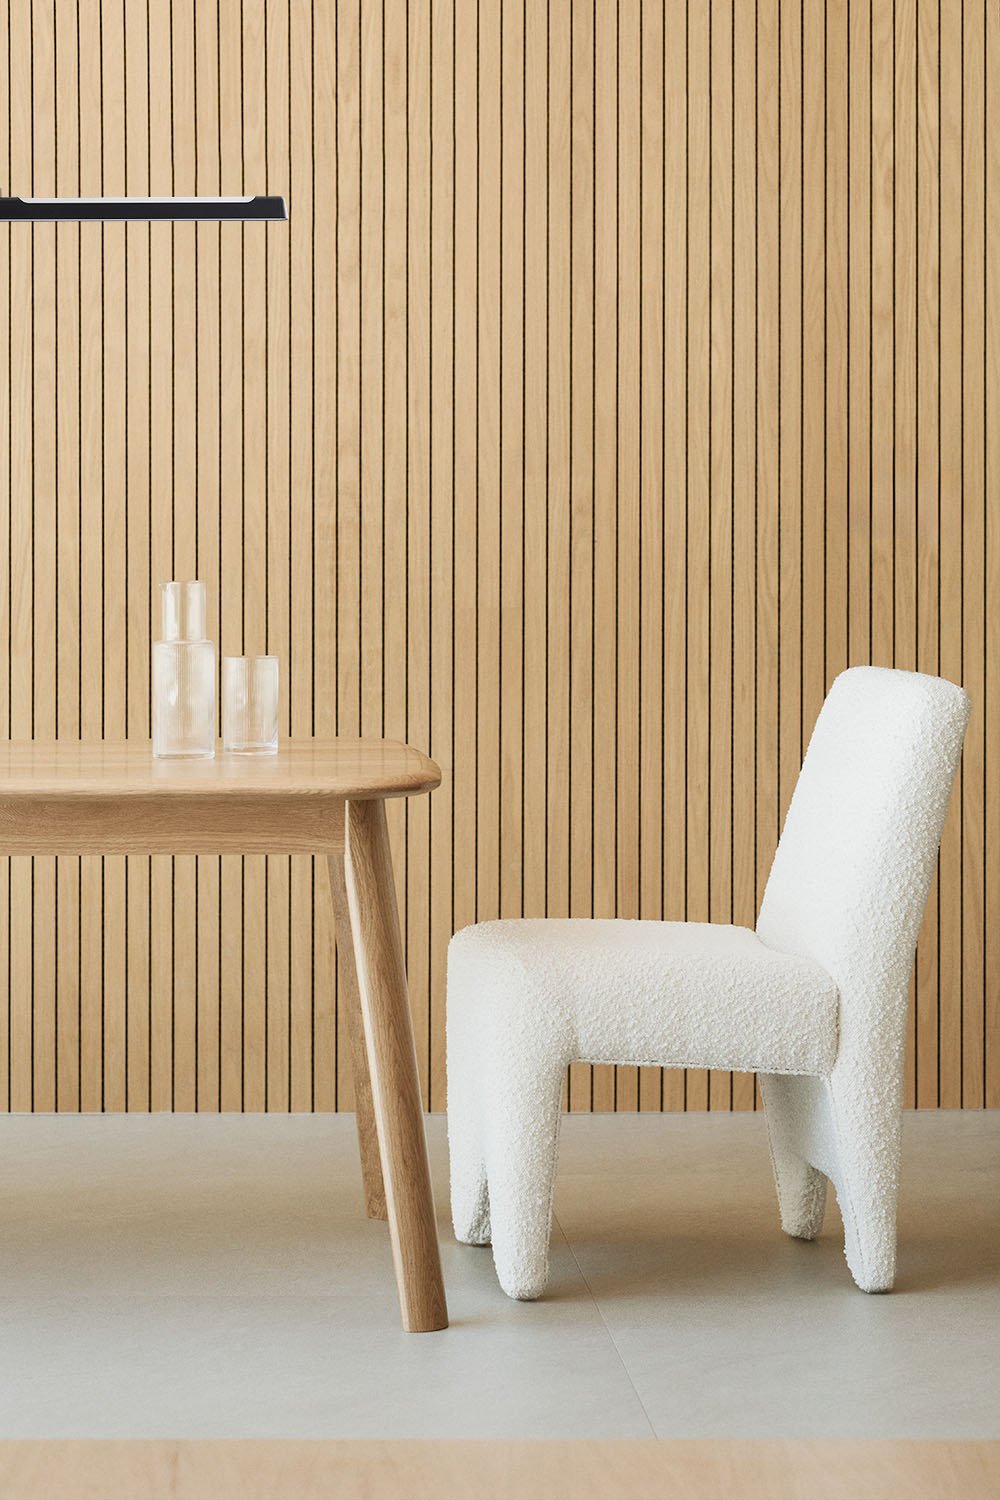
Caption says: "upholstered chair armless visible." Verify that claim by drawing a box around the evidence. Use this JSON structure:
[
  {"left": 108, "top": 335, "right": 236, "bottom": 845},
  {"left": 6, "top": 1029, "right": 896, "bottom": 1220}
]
[{"left": 446, "top": 667, "right": 970, "bottom": 1300}]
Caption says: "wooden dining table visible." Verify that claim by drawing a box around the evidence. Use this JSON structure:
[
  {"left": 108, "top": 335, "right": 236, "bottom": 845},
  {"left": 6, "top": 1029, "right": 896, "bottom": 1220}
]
[{"left": 0, "top": 738, "right": 448, "bottom": 1333}]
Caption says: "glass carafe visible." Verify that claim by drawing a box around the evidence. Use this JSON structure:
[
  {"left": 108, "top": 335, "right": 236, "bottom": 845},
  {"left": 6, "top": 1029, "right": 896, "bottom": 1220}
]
[{"left": 152, "top": 581, "right": 216, "bottom": 758}]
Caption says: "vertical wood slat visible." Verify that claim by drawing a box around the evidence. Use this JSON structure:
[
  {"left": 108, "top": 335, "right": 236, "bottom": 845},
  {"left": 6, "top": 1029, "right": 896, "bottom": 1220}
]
[
  {"left": 566, "top": 0, "right": 594, "bottom": 1115},
  {"left": 895, "top": 0, "right": 919, "bottom": 1106},
  {"left": 76, "top": 0, "right": 103, "bottom": 1115},
  {"left": 986, "top": 0, "right": 1000, "bottom": 1109},
  {"left": 591, "top": 0, "right": 616, "bottom": 1113},
  {"left": 0, "top": 0, "right": 9, "bottom": 1111},
  {"left": 914, "top": 0, "right": 940, "bottom": 1107},
  {"left": 590, "top": 0, "right": 614, "bottom": 1110},
  {"left": 31, "top": 5, "right": 57, "bottom": 1114},
  {"left": 287, "top": 0, "right": 317, "bottom": 1115},
  {"left": 661, "top": 0, "right": 687, "bottom": 1116},
  {"left": 310, "top": 0, "right": 336, "bottom": 1112},
  {"left": 708, "top": 0, "right": 733, "bottom": 1113},
  {"left": 777, "top": 0, "right": 803, "bottom": 951},
  {"left": 497, "top": 0, "right": 523, "bottom": 968},
  {"left": 147, "top": 0, "right": 173, "bottom": 1115},
  {"left": 378, "top": 0, "right": 409, "bottom": 1117},
  {"left": 216, "top": 0, "right": 245, "bottom": 1115},
  {"left": 755, "top": 0, "right": 780, "bottom": 1113},
  {"left": 522, "top": 0, "right": 547, "bottom": 935},
  {"left": 124, "top": 0, "right": 151, "bottom": 1112},
  {"left": 637, "top": 0, "right": 664, "bottom": 1113},
  {"left": 100, "top": 0, "right": 126, "bottom": 1114},
  {"left": 730, "top": 0, "right": 756, "bottom": 1114},
  {"left": 684, "top": 0, "right": 711, "bottom": 1113},
  {"left": 427, "top": 0, "right": 454, "bottom": 1114},
  {"left": 961, "top": 0, "right": 986, "bottom": 1110},
  {"left": 56, "top": 0, "right": 81, "bottom": 1113},
  {"left": 476, "top": 0, "right": 500, "bottom": 946},
  {"left": 1, "top": 1, "right": 995, "bottom": 1116},
  {"left": 869, "top": 0, "right": 900, "bottom": 1096},
  {"left": 335, "top": 0, "right": 362, "bottom": 1115},
  {"left": 239, "top": 0, "right": 268, "bottom": 1116},
  {"left": 937, "top": 0, "right": 963, "bottom": 1111},
  {"left": 546, "top": 0, "right": 570, "bottom": 1117},
  {"left": 264, "top": 0, "right": 291, "bottom": 1115},
  {"left": 169, "top": 0, "right": 198, "bottom": 1117},
  {"left": 847, "top": 0, "right": 872, "bottom": 727},
  {"left": 193, "top": 0, "right": 220, "bottom": 1115},
  {"left": 615, "top": 0, "right": 640, "bottom": 1113},
  {"left": 451, "top": 0, "right": 478, "bottom": 1108},
  {"left": 406, "top": 0, "right": 432, "bottom": 1105},
  {"left": 7, "top": 0, "right": 32, "bottom": 1114}
]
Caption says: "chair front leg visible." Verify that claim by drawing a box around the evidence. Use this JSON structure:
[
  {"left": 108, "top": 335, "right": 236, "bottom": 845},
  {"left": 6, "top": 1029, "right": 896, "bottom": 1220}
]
[{"left": 482, "top": 1058, "right": 567, "bottom": 1301}]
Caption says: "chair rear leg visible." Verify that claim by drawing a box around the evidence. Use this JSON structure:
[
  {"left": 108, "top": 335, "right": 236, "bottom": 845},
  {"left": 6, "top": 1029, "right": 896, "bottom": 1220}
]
[
  {"left": 760, "top": 1073, "right": 829, "bottom": 1240},
  {"left": 447, "top": 1015, "right": 492, "bottom": 1246},
  {"left": 448, "top": 1095, "right": 491, "bottom": 1247},
  {"left": 762, "top": 1070, "right": 901, "bottom": 1291}
]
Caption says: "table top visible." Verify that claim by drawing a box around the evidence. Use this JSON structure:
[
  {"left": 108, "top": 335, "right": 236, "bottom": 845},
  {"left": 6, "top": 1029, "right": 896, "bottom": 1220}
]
[{"left": 0, "top": 739, "right": 441, "bottom": 802}]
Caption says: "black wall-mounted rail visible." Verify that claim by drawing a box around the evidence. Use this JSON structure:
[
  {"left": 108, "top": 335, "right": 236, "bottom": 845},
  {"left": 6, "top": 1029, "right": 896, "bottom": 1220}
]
[{"left": 0, "top": 195, "right": 287, "bottom": 222}]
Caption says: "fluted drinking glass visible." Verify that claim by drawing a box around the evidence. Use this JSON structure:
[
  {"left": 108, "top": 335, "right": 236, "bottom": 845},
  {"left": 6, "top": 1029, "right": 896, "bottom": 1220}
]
[{"left": 223, "top": 655, "right": 279, "bottom": 754}]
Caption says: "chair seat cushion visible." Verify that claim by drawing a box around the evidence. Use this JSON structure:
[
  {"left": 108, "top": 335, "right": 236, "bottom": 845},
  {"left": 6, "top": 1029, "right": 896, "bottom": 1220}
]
[{"left": 449, "top": 919, "right": 839, "bottom": 1076}]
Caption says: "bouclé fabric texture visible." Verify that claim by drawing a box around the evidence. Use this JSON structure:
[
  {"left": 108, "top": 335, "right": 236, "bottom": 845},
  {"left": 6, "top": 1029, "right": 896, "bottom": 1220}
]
[{"left": 447, "top": 667, "right": 970, "bottom": 1301}]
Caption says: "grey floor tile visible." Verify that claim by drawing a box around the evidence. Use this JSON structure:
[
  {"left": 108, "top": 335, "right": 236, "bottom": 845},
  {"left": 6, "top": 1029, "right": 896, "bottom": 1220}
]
[
  {"left": 0, "top": 1291, "right": 653, "bottom": 1438},
  {"left": 552, "top": 1112, "right": 1000, "bottom": 1438},
  {"left": 0, "top": 1110, "right": 994, "bottom": 1438},
  {"left": 0, "top": 1113, "right": 650, "bottom": 1438}
]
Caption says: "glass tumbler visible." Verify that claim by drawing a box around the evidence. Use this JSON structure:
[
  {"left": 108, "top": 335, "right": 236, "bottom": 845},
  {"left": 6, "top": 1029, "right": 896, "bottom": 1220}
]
[{"left": 223, "top": 655, "right": 279, "bottom": 754}]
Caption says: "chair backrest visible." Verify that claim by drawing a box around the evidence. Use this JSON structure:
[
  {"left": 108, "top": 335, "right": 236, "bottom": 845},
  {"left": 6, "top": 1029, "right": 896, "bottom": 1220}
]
[{"left": 756, "top": 667, "right": 969, "bottom": 1044}]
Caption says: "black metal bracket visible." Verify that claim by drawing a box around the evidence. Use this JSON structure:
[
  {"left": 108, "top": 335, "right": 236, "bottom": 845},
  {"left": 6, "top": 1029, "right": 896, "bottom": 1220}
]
[{"left": 0, "top": 195, "right": 287, "bottom": 222}]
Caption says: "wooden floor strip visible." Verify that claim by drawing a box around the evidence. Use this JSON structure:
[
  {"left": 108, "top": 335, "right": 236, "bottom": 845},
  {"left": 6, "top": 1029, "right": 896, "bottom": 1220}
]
[{"left": 0, "top": 1440, "right": 996, "bottom": 1500}]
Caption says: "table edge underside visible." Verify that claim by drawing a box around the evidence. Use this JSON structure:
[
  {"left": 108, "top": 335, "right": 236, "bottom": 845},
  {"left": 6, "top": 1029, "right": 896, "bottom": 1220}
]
[{"left": 0, "top": 791, "right": 354, "bottom": 856}]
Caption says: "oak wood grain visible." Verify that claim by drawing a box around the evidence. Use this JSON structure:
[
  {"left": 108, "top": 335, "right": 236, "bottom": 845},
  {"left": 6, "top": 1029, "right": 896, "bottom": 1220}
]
[
  {"left": 0, "top": 736, "right": 440, "bottom": 1330},
  {"left": 0, "top": 1441, "right": 996, "bottom": 1500},
  {"left": 326, "top": 850, "right": 387, "bottom": 1220},
  {"left": 343, "top": 798, "right": 448, "bottom": 1333},
  {"left": 2, "top": 0, "right": 995, "bottom": 1117},
  {"left": 0, "top": 740, "right": 440, "bottom": 801}
]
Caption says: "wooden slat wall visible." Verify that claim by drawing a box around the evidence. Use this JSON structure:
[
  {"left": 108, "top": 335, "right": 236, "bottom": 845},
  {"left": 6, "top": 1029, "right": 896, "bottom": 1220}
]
[{"left": 0, "top": 0, "right": 997, "bottom": 1114}]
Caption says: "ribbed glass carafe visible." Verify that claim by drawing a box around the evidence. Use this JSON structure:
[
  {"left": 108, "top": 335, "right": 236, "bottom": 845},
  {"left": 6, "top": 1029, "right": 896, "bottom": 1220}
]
[{"left": 152, "top": 581, "right": 216, "bottom": 758}]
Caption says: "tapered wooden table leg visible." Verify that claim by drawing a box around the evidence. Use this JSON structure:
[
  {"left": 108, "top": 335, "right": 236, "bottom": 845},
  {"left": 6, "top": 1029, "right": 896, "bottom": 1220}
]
[
  {"left": 343, "top": 797, "right": 448, "bottom": 1332},
  {"left": 326, "top": 853, "right": 387, "bottom": 1220}
]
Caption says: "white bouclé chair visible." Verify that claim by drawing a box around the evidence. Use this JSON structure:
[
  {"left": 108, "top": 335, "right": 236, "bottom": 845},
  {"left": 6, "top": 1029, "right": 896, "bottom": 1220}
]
[{"left": 446, "top": 667, "right": 970, "bottom": 1300}]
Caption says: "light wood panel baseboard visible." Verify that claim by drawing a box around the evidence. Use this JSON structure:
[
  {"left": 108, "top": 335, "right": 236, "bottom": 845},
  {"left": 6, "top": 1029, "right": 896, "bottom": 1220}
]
[
  {"left": 0, "top": 1, "right": 997, "bottom": 1113},
  {"left": 0, "top": 1441, "right": 998, "bottom": 1500}
]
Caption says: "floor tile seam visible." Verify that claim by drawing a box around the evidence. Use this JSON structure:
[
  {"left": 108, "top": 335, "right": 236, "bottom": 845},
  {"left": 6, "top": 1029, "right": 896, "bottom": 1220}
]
[{"left": 552, "top": 1209, "right": 658, "bottom": 1439}]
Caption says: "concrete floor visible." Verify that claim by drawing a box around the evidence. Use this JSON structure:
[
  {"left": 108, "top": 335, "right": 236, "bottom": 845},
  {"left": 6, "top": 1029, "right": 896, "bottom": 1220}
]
[{"left": 0, "top": 1109, "right": 995, "bottom": 1438}]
